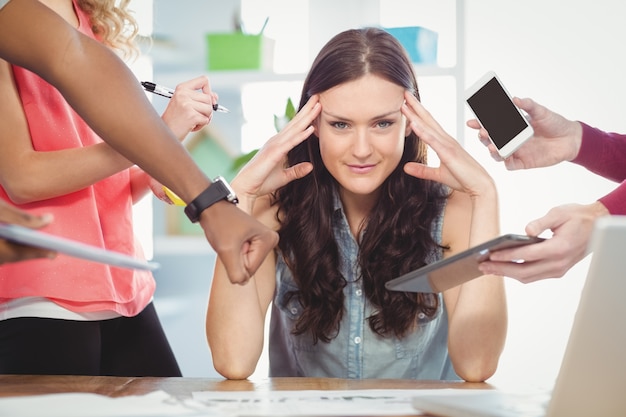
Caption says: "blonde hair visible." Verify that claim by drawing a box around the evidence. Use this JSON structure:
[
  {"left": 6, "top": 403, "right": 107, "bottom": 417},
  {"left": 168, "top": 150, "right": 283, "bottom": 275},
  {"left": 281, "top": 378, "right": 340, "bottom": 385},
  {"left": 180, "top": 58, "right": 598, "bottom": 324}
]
[{"left": 76, "top": 0, "right": 140, "bottom": 61}]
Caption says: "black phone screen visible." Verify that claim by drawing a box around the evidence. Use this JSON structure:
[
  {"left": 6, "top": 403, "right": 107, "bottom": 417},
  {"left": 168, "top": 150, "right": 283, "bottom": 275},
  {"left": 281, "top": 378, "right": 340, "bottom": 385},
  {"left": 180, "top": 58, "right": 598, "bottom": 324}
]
[{"left": 466, "top": 76, "right": 528, "bottom": 149}]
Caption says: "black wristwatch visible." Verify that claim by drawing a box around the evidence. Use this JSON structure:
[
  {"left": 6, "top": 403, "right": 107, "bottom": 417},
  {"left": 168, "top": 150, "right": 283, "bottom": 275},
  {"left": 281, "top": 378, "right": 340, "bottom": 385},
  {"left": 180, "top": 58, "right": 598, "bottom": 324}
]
[{"left": 184, "top": 176, "right": 238, "bottom": 223}]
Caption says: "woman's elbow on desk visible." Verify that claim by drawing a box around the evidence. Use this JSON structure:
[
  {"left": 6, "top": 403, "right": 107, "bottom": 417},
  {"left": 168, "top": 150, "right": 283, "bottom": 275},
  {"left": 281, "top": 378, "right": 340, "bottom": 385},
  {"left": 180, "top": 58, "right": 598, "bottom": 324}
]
[
  {"left": 207, "top": 327, "right": 260, "bottom": 380},
  {"left": 211, "top": 354, "right": 258, "bottom": 380},
  {"left": 453, "top": 357, "right": 500, "bottom": 383}
]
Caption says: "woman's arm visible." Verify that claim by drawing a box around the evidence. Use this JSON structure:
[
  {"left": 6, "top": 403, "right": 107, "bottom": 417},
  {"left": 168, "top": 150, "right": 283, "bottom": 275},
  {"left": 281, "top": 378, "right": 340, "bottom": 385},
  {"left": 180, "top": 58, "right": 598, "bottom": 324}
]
[
  {"left": 440, "top": 187, "right": 507, "bottom": 383},
  {"left": 402, "top": 91, "right": 506, "bottom": 382},
  {"left": 0, "top": 0, "right": 278, "bottom": 285},
  {"left": 0, "top": 0, "right": 210, "bottom": 201},
  {"left": 0, "top": 59, "right": 133, "bottom": 203},
  {"left": 206, "top": 194, "right": 278, "bottom": 380},
  {"left": 206, "top": 96, "right": 321, "bottom": 379}
]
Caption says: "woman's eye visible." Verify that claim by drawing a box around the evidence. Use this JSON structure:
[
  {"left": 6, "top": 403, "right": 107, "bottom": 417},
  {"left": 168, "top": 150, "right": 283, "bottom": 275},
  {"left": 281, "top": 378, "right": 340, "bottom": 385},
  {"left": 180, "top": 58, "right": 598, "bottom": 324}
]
[
  {"left": 377, "top": 120, "right": 393, "bottom": 129},
  {"left": 331, "top": 121, "right": 348, "bottom": 129}
]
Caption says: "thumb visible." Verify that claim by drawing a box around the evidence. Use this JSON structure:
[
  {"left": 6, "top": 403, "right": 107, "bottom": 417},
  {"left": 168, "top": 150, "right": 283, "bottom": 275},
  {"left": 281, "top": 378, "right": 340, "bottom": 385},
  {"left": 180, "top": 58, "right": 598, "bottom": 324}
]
[
  {"left": 220, "top": 251, "right": 250, "bottom": 285},
  {"left": 403, "top": 162, "right": 437, "bottom": 182},
  {"left": 286, "top": 162, "right": 313, "bottom": 182},
  {"left": 513, "top": 97, "right": 536, "bottom": 119},
  {"left": 243, "top": 229, "right": 279, "bottom": 279},
  {"left": 525, "top": 212, "right": 556, "bottom": 237}
]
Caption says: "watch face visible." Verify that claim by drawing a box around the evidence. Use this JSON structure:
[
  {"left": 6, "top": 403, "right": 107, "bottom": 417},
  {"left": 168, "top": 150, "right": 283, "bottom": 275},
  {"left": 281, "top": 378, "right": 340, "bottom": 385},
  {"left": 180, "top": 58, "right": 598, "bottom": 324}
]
[{"left": 214, "top": 176, "right": 238, "bottom": 204}]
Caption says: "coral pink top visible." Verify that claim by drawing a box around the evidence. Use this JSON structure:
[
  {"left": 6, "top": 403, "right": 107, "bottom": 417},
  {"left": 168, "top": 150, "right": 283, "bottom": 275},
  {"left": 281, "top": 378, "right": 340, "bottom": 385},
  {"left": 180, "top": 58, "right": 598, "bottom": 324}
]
[{"left": 0, "top": 1, "right": 154, "bottom": 317}]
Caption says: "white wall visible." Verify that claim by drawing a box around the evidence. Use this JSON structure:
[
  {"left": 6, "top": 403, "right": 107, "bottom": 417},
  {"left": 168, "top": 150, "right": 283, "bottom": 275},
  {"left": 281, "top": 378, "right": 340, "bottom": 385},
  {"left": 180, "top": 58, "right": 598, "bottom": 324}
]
[{"left": 464, "top": 0, "right": 626, "bottom": 389}]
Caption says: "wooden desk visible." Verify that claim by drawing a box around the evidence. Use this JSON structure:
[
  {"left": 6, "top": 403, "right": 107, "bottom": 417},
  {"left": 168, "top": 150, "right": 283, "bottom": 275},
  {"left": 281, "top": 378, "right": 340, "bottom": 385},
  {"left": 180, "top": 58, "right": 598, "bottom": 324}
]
[
  {"left": 0, "top": 375, "right": 490, "bottom": 398},
  {"left": 0, "top": 375, "right": 491, "bottom": 416}
]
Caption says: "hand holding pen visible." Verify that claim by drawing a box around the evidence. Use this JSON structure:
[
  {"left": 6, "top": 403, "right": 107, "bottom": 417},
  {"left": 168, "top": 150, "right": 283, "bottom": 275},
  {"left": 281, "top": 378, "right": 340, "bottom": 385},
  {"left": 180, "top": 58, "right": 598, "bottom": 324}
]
[
  {"left": 141, "top": 76, "right": 228, "bottom": 205},
  {"left": 144, "top": 76, "right": 228, "bottom": 140},
  {"left": 141, "top": 81, "right": 229, "bottom": 113}
]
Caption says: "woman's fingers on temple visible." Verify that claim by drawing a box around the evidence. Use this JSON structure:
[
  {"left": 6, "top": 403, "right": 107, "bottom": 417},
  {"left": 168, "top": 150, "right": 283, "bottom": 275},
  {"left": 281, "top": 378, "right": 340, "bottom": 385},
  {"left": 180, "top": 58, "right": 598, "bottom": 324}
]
[{"left": 403, "top": 92, "right": 447, "bottom": 138}]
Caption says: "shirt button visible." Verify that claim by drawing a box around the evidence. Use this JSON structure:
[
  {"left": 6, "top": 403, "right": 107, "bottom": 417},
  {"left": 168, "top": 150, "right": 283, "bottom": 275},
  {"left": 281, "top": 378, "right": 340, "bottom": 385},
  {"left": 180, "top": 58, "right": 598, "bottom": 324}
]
[
  {"left": 418, "top": 312, "right": 426, "bottom": 319},
  {"left": 354, "top": 336, "right": 362, "bottom": 344},
  {"left": 291, "top": 307, "right": 298, "bottom": 314},
  {"left": 355, "top": 289, "right": 362, "bottom": 296}
]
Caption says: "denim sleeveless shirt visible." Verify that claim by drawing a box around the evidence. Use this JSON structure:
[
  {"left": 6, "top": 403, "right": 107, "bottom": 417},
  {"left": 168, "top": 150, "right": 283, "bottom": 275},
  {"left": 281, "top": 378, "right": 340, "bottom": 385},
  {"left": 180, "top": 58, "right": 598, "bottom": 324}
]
[{"left": 269, "top": 193, "right": 459, "bottom": 380}]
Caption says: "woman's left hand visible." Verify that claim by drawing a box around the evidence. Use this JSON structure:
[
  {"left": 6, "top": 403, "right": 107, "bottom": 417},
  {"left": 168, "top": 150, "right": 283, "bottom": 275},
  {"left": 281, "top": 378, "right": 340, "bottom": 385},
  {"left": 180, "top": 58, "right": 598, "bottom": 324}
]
[{"left": 401, "top": 91, "right": 493, "bottom": 198}]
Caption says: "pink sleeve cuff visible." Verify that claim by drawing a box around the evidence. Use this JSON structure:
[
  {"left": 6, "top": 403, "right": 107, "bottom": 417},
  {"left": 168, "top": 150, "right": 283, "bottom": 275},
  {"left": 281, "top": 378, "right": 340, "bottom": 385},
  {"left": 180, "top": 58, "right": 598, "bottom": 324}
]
[{"left": 599, "top": 181, "right": 626, "bottom": 215}]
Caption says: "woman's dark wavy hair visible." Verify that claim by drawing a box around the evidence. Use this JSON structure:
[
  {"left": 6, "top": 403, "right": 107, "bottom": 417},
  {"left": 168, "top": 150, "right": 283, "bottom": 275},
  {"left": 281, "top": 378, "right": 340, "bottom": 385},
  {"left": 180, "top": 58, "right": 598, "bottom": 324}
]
[{"left": 276, "top": 27, "right": 449, "bottom": 343}]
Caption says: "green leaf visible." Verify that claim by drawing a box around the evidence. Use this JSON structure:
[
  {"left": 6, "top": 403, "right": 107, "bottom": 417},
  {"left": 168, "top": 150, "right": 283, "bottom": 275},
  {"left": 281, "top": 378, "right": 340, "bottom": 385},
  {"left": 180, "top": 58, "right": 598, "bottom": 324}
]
[
  {"left": 285, "top": 97, "right": 296, "bottom": 120},
  {"left": 231, "top": 149, "right": 258, "bottom": 172}
]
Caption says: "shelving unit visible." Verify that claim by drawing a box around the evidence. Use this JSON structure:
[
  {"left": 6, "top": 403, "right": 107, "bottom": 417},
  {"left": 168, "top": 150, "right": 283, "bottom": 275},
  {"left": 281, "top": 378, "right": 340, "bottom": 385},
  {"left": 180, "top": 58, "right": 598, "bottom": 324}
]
[{"left": 152, "top": 0, "right": 465, "bottom": 160}]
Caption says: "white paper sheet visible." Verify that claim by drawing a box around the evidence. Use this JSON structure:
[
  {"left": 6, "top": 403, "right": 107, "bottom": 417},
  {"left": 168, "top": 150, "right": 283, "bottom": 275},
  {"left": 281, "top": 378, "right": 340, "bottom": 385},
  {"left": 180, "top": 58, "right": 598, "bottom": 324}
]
[
  {"left": 192, "top": 389, "right": 427, "bottom": 416},
  {"left": 0, "top": 390, "right": 210, "bottom": 417},
  {"left": 0, "top": 388, "right": 494, "bottom": 417}
]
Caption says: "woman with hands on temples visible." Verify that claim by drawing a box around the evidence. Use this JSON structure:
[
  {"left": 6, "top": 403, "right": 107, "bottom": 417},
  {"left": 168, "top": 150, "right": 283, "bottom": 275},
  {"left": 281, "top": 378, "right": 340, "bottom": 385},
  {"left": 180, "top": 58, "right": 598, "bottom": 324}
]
[{"left": 207, "top": 27, "right": 507, "bottom": 382}]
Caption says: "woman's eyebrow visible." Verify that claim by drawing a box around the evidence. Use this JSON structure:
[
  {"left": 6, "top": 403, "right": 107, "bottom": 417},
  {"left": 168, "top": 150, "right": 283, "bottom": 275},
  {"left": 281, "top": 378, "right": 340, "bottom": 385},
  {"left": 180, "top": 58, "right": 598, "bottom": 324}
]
[{"left": 322, "top": 108, "right": 401, "bottom": 121}]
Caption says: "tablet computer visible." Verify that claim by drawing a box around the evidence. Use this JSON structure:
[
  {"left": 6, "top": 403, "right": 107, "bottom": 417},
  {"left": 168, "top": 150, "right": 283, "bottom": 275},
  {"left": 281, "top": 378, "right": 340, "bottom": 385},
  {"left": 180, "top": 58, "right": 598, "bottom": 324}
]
[
  {"left": 385, "top": 234, "right": 545, "bottom": 293},
  {"left": 0, "top": 223, "right": 159, "bottom": 271}
]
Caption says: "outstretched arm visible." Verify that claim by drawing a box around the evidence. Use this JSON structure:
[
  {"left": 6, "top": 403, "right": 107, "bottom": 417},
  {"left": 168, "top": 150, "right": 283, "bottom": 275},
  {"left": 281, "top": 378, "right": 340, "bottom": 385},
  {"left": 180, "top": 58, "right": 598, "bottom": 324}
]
[
  {"left": 0, "top": 0, "right": 207, "bottom": 201},
  {"left": 0, "top": 0, "right": 277, "bottom": 283}
]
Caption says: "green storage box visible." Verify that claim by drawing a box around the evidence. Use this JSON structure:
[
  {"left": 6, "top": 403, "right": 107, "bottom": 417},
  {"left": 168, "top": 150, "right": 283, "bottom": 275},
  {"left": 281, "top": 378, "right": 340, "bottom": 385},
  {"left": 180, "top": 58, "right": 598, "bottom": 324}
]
[{"left": 206, "top": 33, "right": 274, "bottom": 71}]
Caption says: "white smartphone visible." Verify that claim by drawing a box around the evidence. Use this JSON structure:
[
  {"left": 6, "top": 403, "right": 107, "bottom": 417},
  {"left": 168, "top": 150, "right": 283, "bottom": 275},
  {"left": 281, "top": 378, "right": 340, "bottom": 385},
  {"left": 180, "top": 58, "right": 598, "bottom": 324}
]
[{"left": 465, "top": 71, "right": 534, "bottom": 158}]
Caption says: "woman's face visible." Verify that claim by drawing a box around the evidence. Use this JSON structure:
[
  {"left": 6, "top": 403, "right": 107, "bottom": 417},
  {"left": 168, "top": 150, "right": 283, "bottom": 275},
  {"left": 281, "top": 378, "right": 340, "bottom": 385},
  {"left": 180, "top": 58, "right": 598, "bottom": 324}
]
[{"left": 315, "top": 74, "right": 410, "bottom": 201}]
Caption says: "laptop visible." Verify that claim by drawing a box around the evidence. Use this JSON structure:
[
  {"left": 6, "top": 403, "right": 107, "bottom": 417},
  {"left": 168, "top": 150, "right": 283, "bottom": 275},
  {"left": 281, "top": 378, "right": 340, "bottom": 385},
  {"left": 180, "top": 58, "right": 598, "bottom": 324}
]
[{"left": 411, "top": 215, "right": 626, "bottom": 417}]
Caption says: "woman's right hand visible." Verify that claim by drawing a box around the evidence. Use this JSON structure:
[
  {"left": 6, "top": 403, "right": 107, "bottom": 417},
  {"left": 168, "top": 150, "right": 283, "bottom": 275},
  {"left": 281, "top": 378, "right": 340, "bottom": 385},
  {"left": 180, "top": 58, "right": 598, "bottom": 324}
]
[{"left": 232, "top": 95, "right": 321, "bottom": 211}]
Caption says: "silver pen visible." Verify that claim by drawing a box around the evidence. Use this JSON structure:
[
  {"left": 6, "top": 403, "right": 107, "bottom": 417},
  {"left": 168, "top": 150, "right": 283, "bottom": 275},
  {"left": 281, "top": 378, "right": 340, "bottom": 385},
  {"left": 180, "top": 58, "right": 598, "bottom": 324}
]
[{"left": 140, "top": 81, "right": 230, "bottom": 113}]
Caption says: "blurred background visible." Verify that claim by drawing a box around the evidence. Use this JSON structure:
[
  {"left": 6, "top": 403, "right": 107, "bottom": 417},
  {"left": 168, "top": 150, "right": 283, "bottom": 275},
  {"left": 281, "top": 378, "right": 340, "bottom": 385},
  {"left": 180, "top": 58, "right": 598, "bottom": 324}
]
[{"left": 128, "top": 0, "right": 625, "bottom": 389}]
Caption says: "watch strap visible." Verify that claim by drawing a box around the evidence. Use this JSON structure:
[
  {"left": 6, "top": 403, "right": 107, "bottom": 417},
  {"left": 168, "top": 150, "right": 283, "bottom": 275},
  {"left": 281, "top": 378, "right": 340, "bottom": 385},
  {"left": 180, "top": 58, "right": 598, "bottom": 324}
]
[{"left": 184, "top": 180, "right": 230, "bottom": 223}]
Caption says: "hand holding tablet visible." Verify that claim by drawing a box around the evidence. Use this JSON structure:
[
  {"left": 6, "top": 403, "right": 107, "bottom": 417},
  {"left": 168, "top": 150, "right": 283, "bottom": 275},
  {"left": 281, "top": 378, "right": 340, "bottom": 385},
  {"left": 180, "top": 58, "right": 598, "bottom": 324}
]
[
  {"left": 385, "top": 234, "right": 545, "bottom": 293},
  {"left": 0, "top": 223, "right": 159, "bottom": 271}
]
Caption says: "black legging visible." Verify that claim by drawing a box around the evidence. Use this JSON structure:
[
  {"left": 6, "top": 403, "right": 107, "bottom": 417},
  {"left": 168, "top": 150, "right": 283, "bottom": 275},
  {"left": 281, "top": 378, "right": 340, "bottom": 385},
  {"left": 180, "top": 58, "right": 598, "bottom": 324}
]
[{"left": 0, "top": 302, "right": 181, "bottom": 376}]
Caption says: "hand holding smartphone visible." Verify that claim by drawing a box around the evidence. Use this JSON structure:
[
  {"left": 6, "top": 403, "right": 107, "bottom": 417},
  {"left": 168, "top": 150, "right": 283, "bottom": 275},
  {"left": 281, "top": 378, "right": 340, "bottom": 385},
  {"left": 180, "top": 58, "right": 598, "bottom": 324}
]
[{"left": 465, "top": 71, "right": 533, "bottom": 158}]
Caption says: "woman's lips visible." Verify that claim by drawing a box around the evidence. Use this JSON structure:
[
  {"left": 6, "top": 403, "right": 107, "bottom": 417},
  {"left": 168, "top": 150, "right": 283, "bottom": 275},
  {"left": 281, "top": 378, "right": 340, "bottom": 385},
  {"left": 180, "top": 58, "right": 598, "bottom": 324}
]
[{"left": 348, "top": 164, "right": 376, "bottom": 174}]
